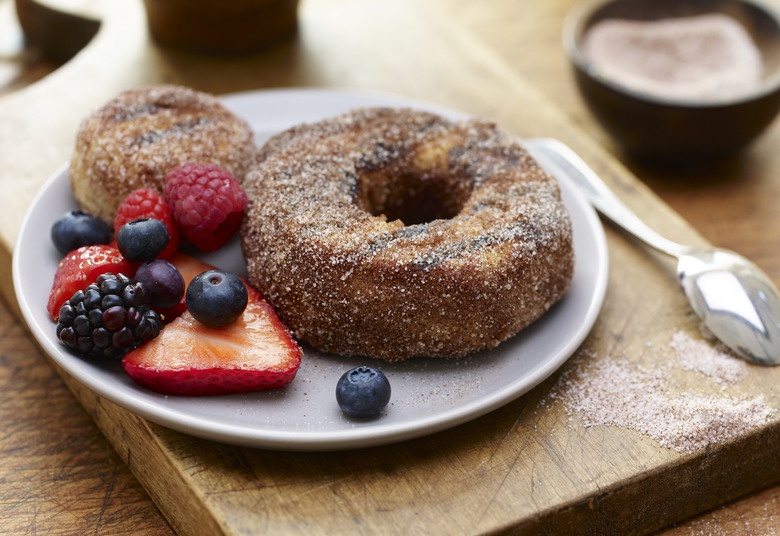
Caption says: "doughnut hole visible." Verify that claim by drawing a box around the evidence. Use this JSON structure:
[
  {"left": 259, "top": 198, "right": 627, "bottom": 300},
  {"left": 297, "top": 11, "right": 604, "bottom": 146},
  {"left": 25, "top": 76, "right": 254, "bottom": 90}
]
[{"left": 354, "top": 142, "right": 472, "bottom": 226}]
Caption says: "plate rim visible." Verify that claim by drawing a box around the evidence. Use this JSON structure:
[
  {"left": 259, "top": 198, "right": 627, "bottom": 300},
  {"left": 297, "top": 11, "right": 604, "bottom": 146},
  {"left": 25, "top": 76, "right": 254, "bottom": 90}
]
[{"left": 12, "top": 87, "right": 608, "bottom": 451}]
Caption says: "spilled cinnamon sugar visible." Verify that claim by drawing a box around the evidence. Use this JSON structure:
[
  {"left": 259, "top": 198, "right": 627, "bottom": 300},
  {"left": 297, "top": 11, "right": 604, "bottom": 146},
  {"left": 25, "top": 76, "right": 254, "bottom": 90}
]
[{"left": 551, "top": 331, "right": 775, "bottom": 454}]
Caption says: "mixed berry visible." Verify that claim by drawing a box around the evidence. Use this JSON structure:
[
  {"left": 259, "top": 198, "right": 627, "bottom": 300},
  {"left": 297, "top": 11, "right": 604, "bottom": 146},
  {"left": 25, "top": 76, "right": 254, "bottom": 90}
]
[
  {"left": 114, "top": 188, "right": 180, "bottom": 258},
  {"left": 47, "top": 161, "right": 390, "bottom": 416},
  {"left": 121, "top": 282, "right": 302, "bottom": 396},
  {"left": 46, "top": 163, "right": 302, "bottom": 397},
  {"left": 47, "top": 244, "right": 135, "bottom": 321}
]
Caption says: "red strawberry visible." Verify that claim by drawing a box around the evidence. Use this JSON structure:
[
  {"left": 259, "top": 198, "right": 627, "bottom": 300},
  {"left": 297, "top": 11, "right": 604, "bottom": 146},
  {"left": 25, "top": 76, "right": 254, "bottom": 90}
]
[
  {"left": 164, "top": 163, "right": 247, "bottom": 253},
  {"left": 47, "top": 245, "right": 135, "bottom": 321},
  {"left": 121, "top": 283, "right": 302, "bottom": 396},
  {"left": 114, "top": 188, "right": 180, "bottom": 258},
  {"left": 148, "top": 251, "right": 216, "bottom": 322}
]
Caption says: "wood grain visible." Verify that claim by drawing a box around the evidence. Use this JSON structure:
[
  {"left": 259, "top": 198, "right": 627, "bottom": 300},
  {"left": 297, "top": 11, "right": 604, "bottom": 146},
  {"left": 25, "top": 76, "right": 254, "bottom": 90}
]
[
  {"left": 0, "top": 294, "right": 171, "bottom": 534},
  {"left": 1, "top": 0, "right": 780, "bottom": 534},
  {"left": 435, "top": 1, "right": 780, "bottom": 533}
]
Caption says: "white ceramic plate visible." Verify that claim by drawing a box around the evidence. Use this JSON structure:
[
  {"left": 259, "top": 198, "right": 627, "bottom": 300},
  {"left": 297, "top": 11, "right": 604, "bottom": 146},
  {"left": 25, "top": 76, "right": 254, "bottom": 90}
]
[{"left": 13, "top": 88, "right": 608, "bottom": 451}]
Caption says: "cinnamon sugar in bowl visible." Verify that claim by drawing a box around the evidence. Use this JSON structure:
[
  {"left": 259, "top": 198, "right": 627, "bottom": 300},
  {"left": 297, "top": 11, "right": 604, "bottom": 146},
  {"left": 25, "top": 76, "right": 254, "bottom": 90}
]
[{"left": 564, "top": 0, "right": 780, "bottom": 164}]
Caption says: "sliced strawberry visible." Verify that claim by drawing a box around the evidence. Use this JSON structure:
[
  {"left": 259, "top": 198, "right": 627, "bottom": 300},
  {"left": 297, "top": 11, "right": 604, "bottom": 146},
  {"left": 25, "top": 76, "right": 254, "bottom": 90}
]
[
  {"left": 121, "top": 283, "right": 302, "bottom": 396},
  {"left": 47, "top": 245, "right": 135, "bottom": 321}
]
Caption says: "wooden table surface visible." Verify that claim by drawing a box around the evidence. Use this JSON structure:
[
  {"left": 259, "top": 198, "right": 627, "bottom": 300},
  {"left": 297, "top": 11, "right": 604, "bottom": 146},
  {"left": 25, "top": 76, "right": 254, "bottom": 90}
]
[{"left": 2, "top": 0, "right": 780, "bottom": 534}]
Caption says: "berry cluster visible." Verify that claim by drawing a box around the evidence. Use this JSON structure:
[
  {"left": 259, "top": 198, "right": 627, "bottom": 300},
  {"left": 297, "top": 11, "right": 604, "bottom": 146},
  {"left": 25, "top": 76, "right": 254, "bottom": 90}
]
[
  {"left": 46, "top": 161, "right": 304, "bottom": 398},
  {"left": 45, "top": 150, "right": 400, "bottom": 411},
  {"left": 48, "top": 163, "right": 251, "bottom": 354}
]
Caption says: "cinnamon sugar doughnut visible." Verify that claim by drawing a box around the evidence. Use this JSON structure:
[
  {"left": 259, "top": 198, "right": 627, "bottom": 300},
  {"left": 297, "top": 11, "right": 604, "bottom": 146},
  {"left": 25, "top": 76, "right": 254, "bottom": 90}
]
[
  {"left": 241, "top": 107, "right": 574, "bottom": 361},
  {"left": 69, "top": 85, "right": 256, "bottom": 222}
]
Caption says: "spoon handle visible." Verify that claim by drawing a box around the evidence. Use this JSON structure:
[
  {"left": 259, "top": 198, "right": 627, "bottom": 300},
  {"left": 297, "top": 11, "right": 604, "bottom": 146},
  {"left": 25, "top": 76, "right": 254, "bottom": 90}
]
[{"left": 526, "top": 138, "right": 690, "bottom": 258}]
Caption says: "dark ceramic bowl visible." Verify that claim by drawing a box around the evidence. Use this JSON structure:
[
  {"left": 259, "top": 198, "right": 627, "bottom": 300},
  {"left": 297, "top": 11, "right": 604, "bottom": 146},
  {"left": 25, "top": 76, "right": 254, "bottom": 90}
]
[{"left": 563, "top": 0, "right": 780, "bottom": 164}]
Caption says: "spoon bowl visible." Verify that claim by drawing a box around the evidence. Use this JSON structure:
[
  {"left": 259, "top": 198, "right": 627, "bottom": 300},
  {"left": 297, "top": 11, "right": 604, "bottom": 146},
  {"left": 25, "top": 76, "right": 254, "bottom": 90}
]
[
  {"left": 527, "top": 138, "right": 780, "bottom": 365},
  {"left": 678, "top": 247, "right": 780, "bottom": 365}
]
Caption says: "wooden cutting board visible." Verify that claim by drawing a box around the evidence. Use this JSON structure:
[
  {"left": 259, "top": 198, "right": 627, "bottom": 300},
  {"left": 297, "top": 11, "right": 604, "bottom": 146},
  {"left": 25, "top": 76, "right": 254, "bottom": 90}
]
[{"left": 2, "top": 0, "right": 779, "bottom": 534}]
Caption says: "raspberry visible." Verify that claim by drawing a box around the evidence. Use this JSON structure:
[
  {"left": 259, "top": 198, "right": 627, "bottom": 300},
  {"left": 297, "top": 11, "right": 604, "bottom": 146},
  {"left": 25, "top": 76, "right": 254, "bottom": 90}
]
[
  {"left": 114, "top": 189, "right": 180, "bottom": 258},
  {"left": 164, "top": 163, "right": 248, "bottom": 252}
]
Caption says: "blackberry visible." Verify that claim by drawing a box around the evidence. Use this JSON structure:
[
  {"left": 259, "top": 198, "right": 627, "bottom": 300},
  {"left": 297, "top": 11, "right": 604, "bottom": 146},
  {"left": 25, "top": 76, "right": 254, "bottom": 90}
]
[{"left": 56, "top": 272, "right": 163, "bottom": 359}]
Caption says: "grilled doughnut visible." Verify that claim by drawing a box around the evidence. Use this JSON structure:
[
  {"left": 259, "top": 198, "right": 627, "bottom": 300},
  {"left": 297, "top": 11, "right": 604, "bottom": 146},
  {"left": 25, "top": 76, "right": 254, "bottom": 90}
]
[
  {"left": 69, "top": 84, "right": 256, "bottom": 222},
  {"left": 241, "top": 107, "right": 574, "bottom": 361}
]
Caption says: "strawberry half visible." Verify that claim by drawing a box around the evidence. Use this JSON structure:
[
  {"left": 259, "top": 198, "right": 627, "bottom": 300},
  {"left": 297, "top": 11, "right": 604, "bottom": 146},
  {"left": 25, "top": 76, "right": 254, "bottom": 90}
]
[
  {"left": 121, "top": 284, "right": 302, "bottom": 396},
  {"left": 47, "top": 244, "right": 135, "bottom": 321}
]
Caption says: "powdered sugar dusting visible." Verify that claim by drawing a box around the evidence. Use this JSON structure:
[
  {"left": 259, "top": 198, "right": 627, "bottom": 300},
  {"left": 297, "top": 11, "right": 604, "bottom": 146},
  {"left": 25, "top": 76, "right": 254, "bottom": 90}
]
[{"left": 552, "top": 332, "right": 774, "bottom": 453}]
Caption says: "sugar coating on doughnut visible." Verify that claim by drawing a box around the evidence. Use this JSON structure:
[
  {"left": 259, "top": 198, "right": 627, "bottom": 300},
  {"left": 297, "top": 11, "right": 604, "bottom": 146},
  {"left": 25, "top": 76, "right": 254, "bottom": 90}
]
[
  {"left": 241, "top": 107, "right": 574, "bottom": 361},
  {"left": 69, "top": 85, "right": 256, "bottom": 222}
]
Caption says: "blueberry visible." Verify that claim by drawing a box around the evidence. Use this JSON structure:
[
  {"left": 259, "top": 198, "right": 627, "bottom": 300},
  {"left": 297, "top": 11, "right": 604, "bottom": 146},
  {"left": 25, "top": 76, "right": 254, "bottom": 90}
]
[
  {"left": 186, "top": 270, "right": 248, "bottom": 327},
  {"left": 134, "top": 259, "right": 185, "bottom": 308},
  {"left": 116, "top": 218, "right": 169, "bottom": 262},
  {"left": 335, "top": 366, "right": 391, "bottom": 418},
  {"left": 51, "top": 210, "right": 111, "bottom": 255}
]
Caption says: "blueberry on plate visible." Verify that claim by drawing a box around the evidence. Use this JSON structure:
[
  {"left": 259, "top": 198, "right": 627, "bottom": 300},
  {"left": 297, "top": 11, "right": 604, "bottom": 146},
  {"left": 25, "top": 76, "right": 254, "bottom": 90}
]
[
  {"left": 186, "top": 270, "right": 248, "bottom": 327},
  {"left": 134, "top": 259, "right": 185, "bottom": 308},
  {"left": 336, "top": 366, "right": 391, "bottom": 418},
  {"left": 50, "top": 210, "right": 112, "bottom": 255},
  {"left": 116, "top": 218, "right": 170, "bottom": 262}
]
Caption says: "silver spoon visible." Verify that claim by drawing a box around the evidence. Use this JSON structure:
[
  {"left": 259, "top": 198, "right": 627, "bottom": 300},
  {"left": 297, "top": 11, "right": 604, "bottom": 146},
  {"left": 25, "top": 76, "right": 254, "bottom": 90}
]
[{"left": 526, "top": 138, "right": 780, "bottom": 365}]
